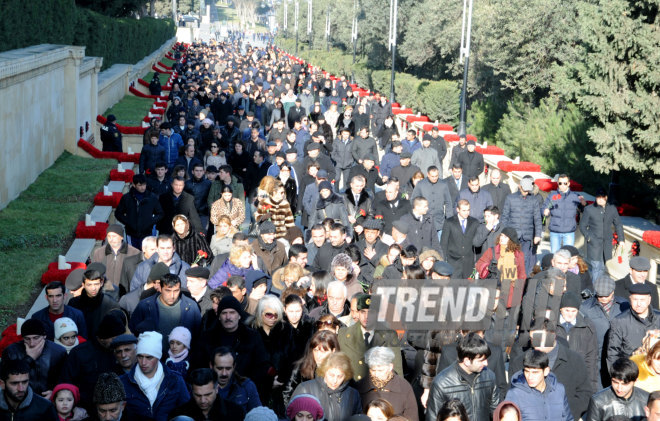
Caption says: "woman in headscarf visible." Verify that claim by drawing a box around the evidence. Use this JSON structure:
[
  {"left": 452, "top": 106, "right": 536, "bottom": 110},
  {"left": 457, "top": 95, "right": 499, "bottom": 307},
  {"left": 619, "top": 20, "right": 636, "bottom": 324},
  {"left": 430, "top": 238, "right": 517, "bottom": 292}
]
[{"left": 172, "top": 214, "right": 213, "bottom": 266}]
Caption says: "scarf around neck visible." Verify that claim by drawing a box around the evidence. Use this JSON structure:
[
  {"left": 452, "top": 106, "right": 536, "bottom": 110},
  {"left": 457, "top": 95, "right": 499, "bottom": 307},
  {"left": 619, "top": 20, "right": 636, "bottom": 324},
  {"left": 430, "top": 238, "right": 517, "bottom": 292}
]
[
  {"left": 168, "top": 347, "right": 189, "bottom": 363},
  {"left": 134, "top": 362, "right": 164, "bottom": 406}
]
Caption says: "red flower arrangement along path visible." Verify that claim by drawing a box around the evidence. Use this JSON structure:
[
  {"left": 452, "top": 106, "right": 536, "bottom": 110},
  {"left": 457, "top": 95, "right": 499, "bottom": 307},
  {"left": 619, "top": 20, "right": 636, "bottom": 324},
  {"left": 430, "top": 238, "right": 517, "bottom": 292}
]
[
  {"left": 75, "top": 221, "right": 110, "bottom": 240},
  {"left": 41, "top": 262, "right": 87, "bottom": 285}
]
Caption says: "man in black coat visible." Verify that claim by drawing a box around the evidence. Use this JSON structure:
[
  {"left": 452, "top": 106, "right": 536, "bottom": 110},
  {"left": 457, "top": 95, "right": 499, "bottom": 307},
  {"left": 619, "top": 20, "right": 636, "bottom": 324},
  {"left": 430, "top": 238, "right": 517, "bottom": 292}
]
[
  {"left": 371, "top": 179, "right": 412, "bottom": 236},
  {"left": 100, "top": 114, "right": 122, "bottom": 152},
  {"left": 287, "top": 99, "right": 307, "bottom": 129},
  {"left": 614, "top": 256, "right": 659, "bottom": 310},
  {"left": 440, "top": 199, "right": 479, "bottom": 278},
  {"left": 115, "top": 174, "right": 163, "bottom": 250},
  {"left": 157, "top": 176, "right": 202, "bottom": 235},
  {"left": 508, "top": 323, "right": 593, "bottom": 420},
  {"left": 423, "top": 127, "right": 448, "bottom": 166},
  {"left": 482, "top": 168, "right": 510, "bottom": 212},
  {"left": 311, "top": 224, "right": 349, "bottom": 271},
  {"left": 455, "top": 140, "right": 484, "bottom": 179},
  {"left": 399, "top": 197, "right": 440, "bottom": 252},
  {"left": 579, "top": 188, "right": 625, "bottom": 283},
  {"left": 443, "top": 163, "right": 469, "bottom": 204}
]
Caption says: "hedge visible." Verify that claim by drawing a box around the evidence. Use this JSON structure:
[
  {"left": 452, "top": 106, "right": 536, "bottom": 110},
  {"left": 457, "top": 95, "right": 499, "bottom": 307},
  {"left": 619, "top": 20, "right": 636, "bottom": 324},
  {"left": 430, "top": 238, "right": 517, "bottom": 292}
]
[
  {"left": 0, "top": 0, "right": 175, "bottom": 70},
  {"left": 276, "top": 38, "right": 460, "bottom": 126}
]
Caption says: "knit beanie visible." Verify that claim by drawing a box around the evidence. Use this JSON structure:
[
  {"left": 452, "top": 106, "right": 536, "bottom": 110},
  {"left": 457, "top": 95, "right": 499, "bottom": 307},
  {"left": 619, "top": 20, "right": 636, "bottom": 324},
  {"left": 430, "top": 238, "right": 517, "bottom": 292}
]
[
  {"left": 52, "top": 383, "right": 80, "bottom": 404},
  {"left": 137, "top": 331, "right": 163, "bottom": 359},
  {"left": 245, "top": 406, "right": 278, "bottom": 421},
  {"left": 217, "top": 296, "right": 243, "bottom": 314},
  {"left": 286, "top": 394, "right": 324, "bottom": 420},
  {"left": 54, "top": 317, "right": 78, "bottom": 340},
  {"left": 168, "top": 326, "right": 191, "bottom": 349},
  {"left": 20, "top": 319, "right": 46, "bottom": 337}
]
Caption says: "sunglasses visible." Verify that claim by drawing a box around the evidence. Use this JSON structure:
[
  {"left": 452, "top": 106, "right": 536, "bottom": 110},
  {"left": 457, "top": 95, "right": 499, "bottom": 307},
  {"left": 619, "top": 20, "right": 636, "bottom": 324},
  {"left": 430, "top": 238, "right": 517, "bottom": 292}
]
[
  {"left": 264, "top": 312, "right": 278, "bottom": 319},
  {"left": 316, "top": 320, "right": 337, "bottom": 327}
]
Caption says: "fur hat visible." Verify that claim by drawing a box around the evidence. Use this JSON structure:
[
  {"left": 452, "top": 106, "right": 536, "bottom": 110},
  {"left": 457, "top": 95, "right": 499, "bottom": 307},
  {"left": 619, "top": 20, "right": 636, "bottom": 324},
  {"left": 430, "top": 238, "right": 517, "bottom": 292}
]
[{"left": 93, "top": 372, "right": 126, "bottom": 404}]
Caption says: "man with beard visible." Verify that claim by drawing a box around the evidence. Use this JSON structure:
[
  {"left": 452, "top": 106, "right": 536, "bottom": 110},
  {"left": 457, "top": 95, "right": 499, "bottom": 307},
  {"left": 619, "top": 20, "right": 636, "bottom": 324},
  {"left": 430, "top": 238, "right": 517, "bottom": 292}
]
[
  {"left": 92, "top": 372, "right": 133, "bottom": 421},
  {"left": 0, "top": 358, "right": 57, "bottom": 419}
]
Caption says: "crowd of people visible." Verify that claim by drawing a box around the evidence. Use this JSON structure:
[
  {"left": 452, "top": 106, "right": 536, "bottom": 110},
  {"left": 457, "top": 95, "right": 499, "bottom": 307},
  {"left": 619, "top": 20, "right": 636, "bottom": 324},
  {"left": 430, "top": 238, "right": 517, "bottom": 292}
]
[{"left": 3, "top": 39, "right": 660, "bottom": 421}]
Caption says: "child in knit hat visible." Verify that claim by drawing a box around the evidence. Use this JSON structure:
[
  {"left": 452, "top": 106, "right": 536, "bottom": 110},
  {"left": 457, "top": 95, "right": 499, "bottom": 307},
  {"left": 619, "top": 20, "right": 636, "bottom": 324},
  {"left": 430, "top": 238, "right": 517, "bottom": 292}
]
[
  {"left": 52, "top": 383, "right": 88, "bottom": 421},
  {"left": 286, "top": 394, "right": 325, "bottom": 421},
  {"left": 54, "top": 317, "right": 86, "bottom": 354},
  {"left": 166, "top": 326, "right": 191, "bottom": 377}
]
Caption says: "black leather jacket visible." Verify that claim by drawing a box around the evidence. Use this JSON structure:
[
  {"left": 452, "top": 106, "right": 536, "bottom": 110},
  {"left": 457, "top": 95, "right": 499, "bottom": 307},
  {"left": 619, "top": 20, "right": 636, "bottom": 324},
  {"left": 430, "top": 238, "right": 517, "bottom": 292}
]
[
  {"left": 425, "top": 361, "right": 499, "bottom": 421},
  {"left": 585, "top": 386, "right": 649, "bottom": 421}
]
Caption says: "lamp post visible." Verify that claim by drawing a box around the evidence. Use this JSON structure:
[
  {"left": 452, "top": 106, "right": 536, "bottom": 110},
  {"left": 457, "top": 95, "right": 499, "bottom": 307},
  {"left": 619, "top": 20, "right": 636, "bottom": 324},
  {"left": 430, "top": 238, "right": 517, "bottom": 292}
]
[
  {"left": 325, "top": 6, "right": 330, "bottom": 52},
  {"left": 294, "top": 0, "right": 299, "bottom": 55},
  {"left": 457, "top": 0, "right": 473, "bottom": 138},
  {"left": 307, "top": 0, "right": 313, "bottom": 49},
  {"left": 283, "top": 0, "right": 288, "bottom": 34},
  {"left": 388, "top": 0, "right": 398, "bottom": 103},
  {"left": 351, "top": 0, "right": 358, "bottom": 64}
]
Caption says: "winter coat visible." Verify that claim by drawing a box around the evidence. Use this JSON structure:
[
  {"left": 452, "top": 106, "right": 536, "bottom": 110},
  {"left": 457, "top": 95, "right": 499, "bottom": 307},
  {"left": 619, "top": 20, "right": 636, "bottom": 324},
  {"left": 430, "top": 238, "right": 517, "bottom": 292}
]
[
  {"left": 579, "top": 295, "right": 629, "bottom": 356},
  {"left": 508, "top": 340, "right": 592, "bottom": 419},
  {"left": 380, "top": 151, "right": 400, "bottom": 178},
  {"left": 129, "top": 251, "right": 190, "bottom": 291},
  {"left": 121, "top": 363, "right": 190, "bottom": 421},
  {"left": 579, "top": 202, "right": 625, "bottom": 262},
  {"left": 158, "top": 132, "right": 184, "bottom": 168},
  {"left": 341, "top": 190, "right": 372, "bottom": 227},
  {"left": 472, "top": 222, "right": 504, "bottom": 251},
  {"left": 0, "top": 386, "right": 58, "bottom": 421},
  {"left": 292, "top": 378, "right": 362, "bottom": 421},
  {"left": 456, "top": 150, "right": 484, "bottom": 178},
  {"left": 207, "top": 175, "right": 246, "bottom": 208},
  {"left": 371, "top": 196, "right": 412, "bottom": 236},
  {"left": 607, "top": 307, "right": 660, "bottom": 368},
  {"left": 185, "top": 177, "right": 212, "bottom": 215},
  {"left": 426, "top": 361, "right": 499, "bottom": 421},
  {"left": 505, "top": 371, "right": 573, "bottom": 421},
  {"left": 254, "top": 196, "right": 296, "bottom": 239},
  {"left": 115, "top": 187, "right": 164, "bottom": 237},
  {"left": 170, "top": 395, "right": 246, "bottom": 421},
  {"left": 483, "top": 182, "right": 511, "bottom": 213},
  {"left": 257, "top": 321, "right": 294, "bottom": 381},
  {"left": 501, "top": 191, "right": 543, "bottom": 241},
  {"left": 543, "top": 190, "right": 583, "bottom": 233},
  {"left": 310, "top": 193, "right": 352, "bottom": 236},
  {"left": 411, "top": 178, "right": 454, "bottom": 231},
  {"left": 352, "top": 136, "right": 379, "bottom": 165},
  {"left": 401, "top": 139, "right": 421, "bottom": 155},
  {"left": 614, "top": 274, "right": 660, "bottom": 312},
  {"left": 31, "top": 305, "right": 88, "bottom": 341},
  {"left": 92, "top": 241, "right": 140, "bottom": 291},
  {"left": 2, "top": 341, "right": 67, "bottom": 395},
  {"left": 556, "top": 312, "right": 600, "bottom": 392},
  {"left": 411, "top": 146, "right": 441, "bottom": 175},
  {"left": 433, "top": 339, "right": 508, "bottom": 400},
  {"left": 157, "top": 190, "right": 203, "bottom": 235},
  {"left": 128, "top": 293, "right": 201, "bottom": 338},
  {"left": 376, "top": 124, "right": 399, "bottom": 150},
  {"left": 457, "top": 187, "right": 494, "bottom": 222},
  {"left": 173, "top": 227, "right": 213, "bottom": 266},
  {"left": 215, "top": 375, "right": 261, "bottom": 413},
  {"left": 251, "top": 238, "right": 288, "bottom": 276},
  {"left": 347, "top": 165, "right": 384, "bottom": 196},
  {"left": 476, "top": 244, "right": 526, "bottom": 281},
  {"left": 440, "top": 215, "right": 479, "bottom": 278},
  {"left": 175, "top": 155, "right": 204, "bottom": 178},
  {"left": 390, "top": 164, "right": 421, "bottom": 196},
  {"left": 139, "top": 143, "right": 167, "bottom": 174},
  {"left": 331, "top": 138, "right": 355, "bottom": 170},
  {"left": 585, "top": 385, "right": 648, "bottom": 421},
  {"left": 311, "top": 242, "right": 349, "bottom": 273},
  {"left": 357, "top": 374, "right": 418, "bottom": 421},
  {"left": 399, "top": 211, "right": 440, "bottom": 252},
  {"left": 67, "top": 291, "right": 120, "bottom": 341},
  {"left": 443, "top": 175, "right": 469, "bottom": 204},
  {"left": 207, "top": 258, "right": 253, "bottom": 289},
  {"left": 209, "top": 197, "right": 246, "bottom": 229}
]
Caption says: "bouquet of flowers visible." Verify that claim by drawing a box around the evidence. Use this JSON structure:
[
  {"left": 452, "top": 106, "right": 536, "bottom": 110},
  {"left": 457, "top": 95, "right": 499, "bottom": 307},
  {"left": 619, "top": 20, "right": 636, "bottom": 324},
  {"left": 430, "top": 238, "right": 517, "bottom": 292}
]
[{"left": 192, "top": 250, "right": 208, "bottom": 265}]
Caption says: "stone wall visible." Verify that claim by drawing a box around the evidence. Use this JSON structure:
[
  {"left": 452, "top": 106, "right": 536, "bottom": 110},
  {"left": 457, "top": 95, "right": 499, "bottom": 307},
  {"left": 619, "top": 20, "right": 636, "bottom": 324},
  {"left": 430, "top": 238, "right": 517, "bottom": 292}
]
[{"left": 0, "top": 44, "right": 102, "bottom": 209}]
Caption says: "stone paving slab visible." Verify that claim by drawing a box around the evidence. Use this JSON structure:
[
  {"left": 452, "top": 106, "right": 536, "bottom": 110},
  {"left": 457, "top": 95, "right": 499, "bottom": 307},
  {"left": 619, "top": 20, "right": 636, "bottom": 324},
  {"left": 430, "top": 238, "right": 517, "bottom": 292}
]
[
  {"left": 64, "top": 239, "right": 96, "bottom": 263},
  {"left": 90, "top": 206, "right": 112, "bottom": 223}
]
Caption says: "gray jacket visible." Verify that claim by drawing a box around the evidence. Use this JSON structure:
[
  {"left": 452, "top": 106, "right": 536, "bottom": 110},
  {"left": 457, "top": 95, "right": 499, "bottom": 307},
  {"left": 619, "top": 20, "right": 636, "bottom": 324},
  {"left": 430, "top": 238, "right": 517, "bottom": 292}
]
[
  {"left": 332, "top": 138, "right": 355, "bottom": 169},
  {"left": 411, "top": 178, "right": 454, "bottom": 230}
]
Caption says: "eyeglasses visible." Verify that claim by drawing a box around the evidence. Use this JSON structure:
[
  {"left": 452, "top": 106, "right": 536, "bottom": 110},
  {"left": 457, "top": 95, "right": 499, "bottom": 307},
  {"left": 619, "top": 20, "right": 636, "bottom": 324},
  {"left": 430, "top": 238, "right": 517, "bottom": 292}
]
[
  {"left": 558, "top": 182, "right": 569, "bottom": 186},
  {"left": 264, "top": 312, "right": 278, "bottom": 319},
  {"left": 316, "top": 320, "right": 337, "bottom": 327}
]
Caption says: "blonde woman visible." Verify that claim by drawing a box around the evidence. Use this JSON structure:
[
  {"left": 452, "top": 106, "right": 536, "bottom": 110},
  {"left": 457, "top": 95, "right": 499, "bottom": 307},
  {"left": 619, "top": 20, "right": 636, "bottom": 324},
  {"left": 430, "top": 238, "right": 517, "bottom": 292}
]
[
  {"left": 209, "top": 215, "right": 237, "bottom": 256},
  {"left": 208, "top": 244, "right": 256, "bottom": 288}
]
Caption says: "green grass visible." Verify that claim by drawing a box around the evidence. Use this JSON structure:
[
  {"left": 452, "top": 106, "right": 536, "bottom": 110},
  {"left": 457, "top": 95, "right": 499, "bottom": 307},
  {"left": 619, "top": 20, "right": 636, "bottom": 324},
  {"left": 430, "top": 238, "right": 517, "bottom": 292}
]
[
  {"left": 0, "top": 152, "right": 116, "bottom": 326},
  {"left": 103, "top": 95, "right": 154, "bottom": 126},
  {"left": 144, "top": 71, "right": 170, "bottom": 86},
  {"left": 161, "top": 57, "right": 176, "bottom": 67}
]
